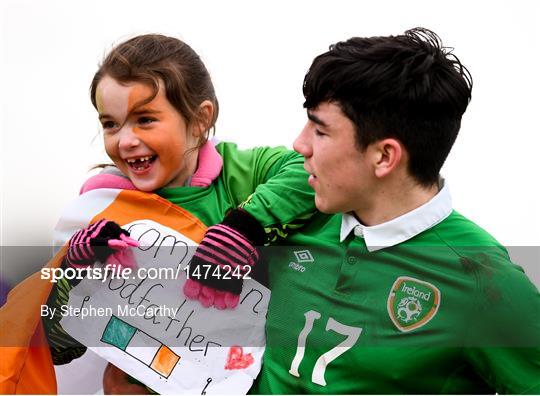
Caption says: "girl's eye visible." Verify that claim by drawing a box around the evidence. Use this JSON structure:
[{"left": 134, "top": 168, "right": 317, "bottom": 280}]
[
  {"left": 102, "top": 121, "right": 117, "bottom": 130},
  {"left": 315, "top": 129, "right": 326, "bottom": 137},
  {"left": 138, "top": 117, "right": 156, "bottom": 125}
]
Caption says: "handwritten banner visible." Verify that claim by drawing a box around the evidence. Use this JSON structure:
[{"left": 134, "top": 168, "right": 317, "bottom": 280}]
[{"left": 61, "top": 219, "right": 270, "bottom": 394}]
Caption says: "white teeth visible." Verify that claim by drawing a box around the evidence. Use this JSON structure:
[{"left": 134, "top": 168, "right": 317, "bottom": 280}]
[{"left": 127, "top": 156, "right": 152, "bottom": 163}]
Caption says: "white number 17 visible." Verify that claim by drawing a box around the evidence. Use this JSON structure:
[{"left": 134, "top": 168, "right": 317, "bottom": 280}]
[{"left": 288, "top": 310, "right": 362, "bottom": 386}]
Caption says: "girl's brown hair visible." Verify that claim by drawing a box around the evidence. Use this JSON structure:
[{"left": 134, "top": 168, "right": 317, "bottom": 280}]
[{"left": 90, "top": 34, "right": 219, "bottom": 146}]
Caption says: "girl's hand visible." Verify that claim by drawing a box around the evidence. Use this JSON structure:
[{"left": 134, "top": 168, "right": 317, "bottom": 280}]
[
  {"left": 66, "top": 219, "right": 139, "bottom": 269},
  {"left": 183, "top": 209, "right": 265, "bottom": 309}
]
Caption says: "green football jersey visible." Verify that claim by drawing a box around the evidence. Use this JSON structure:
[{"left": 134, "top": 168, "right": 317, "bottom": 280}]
[
  {"left": 159, "top": 142, "right": 314, "bottom": 235},
  {"left": 252, "top": 184, "right": 540, "bottom": 394}
]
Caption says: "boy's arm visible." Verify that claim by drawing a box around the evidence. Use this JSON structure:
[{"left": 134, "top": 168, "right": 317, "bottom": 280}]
[
  {"left": 185, "top": 143, "right": 316, "bottom": 308},
  {"left": 464, "top": 258, "right": 540, "bottom": 394},
  {"left": 217, "top": 142, "right": 316, "bottom": 242}
]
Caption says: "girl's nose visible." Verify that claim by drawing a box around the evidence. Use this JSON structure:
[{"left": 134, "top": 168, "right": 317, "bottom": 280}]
[{"left": 118, "top": 126, "right": 140, "bottom": 150}]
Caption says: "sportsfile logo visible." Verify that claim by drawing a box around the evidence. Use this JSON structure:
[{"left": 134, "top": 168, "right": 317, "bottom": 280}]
[{"left": 289, "top": 250, "right": 315, "bottom": 273}]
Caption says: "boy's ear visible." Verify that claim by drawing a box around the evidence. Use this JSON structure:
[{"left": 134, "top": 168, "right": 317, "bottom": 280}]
[
  {"left": 192, "top": 100, "right": 215, "bottom": 137},
  {"left": 373, "top": 138, "right": 403, "bottom": 178}
]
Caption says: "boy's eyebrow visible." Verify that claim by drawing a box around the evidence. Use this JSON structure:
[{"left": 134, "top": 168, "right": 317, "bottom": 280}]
[
  {"left": 307, "top": 111, "right": 328, "bottom": 127},
  {"left": 98, "top": 113, "right": 111, "bottom": 121}
]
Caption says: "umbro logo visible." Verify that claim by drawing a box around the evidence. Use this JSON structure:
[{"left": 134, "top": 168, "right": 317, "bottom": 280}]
[
  {"left": 294, "top": 250, "right": 314, "bottom": 263},
  {"left": 289, "top": 250, "right": 315, "bottom": 273}
]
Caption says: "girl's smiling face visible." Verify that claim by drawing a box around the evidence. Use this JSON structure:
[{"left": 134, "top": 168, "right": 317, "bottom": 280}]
[{"left": 96, "top": 75, "right": 200, "bottom": 191}]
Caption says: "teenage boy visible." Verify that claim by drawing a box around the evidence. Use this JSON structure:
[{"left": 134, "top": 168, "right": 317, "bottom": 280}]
[{"left": 251, "top": 28, "right": 540, "bottom": 394}]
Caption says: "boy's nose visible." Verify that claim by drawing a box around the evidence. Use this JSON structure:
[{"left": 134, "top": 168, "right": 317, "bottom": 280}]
[{"left": 293, "top": 125, "right": 312, "bottom": 157}]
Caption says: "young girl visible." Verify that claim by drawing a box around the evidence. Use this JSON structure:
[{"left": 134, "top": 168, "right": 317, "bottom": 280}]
[{"left": 42, "top": 34, "right": 315, "bottom": 370}]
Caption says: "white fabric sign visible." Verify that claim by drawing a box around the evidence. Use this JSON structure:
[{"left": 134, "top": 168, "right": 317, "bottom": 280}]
[{"left": 61, "top": 219, "right": 269, "bottom": 395}]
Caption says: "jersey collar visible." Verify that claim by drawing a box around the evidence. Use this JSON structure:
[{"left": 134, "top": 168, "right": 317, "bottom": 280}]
[{"left": 339, "top": 178, "right": 452, "bottom": 252}]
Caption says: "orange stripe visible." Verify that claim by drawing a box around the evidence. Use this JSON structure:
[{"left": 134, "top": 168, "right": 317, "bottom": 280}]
[
  {"left": 94, "top": 190, "right": 207, "bottom": 242},
  {"left": 150, "top": 346, "right": 180, "bottom": 377},
  {"left": 0, "top": 246, "right": 65, "bottom": 394}
]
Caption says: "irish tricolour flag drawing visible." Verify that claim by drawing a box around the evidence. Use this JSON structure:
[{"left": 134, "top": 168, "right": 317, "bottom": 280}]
[{"left": 101, "top": 315, "right": 180, "bottom": 378}]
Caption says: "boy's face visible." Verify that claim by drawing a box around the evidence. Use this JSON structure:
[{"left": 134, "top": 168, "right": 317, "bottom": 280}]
[{"left": 293, "top": 101, "right": 377, "bottom": 215}]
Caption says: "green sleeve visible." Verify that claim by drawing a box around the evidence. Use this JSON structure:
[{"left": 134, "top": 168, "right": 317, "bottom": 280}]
[
  {"left": 464, "top": 255, "right": 540, "bottom": 394},
  {"left": 216, "top": 142, "right": 316, "bottom": 243},
  {"left": 42, "top": 274, "right": 87, "bottom": 365}
]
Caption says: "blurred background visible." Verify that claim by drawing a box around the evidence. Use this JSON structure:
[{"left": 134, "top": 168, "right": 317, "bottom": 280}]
[{"left": 1, "top": 1, "right": 539, "bottom": 393}]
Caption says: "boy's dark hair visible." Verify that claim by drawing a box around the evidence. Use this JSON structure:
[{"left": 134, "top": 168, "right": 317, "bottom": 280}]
[{"left": 303, "top": 28, "right": 472, "bottom": 187}]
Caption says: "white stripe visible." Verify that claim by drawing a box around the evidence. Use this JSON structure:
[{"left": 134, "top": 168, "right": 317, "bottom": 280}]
[{"left": 53, "top": 189, "right": 122, "bottom": 252}]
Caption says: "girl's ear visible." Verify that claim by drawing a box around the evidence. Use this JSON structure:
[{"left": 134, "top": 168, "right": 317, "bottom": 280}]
[{"left": 192, "top": 100, "right": 215, "bottom": 137}]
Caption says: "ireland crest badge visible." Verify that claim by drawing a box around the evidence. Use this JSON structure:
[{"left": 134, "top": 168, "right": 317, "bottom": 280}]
[{"left": 387, "top": 276, "right": 441, "bottom": 332}]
